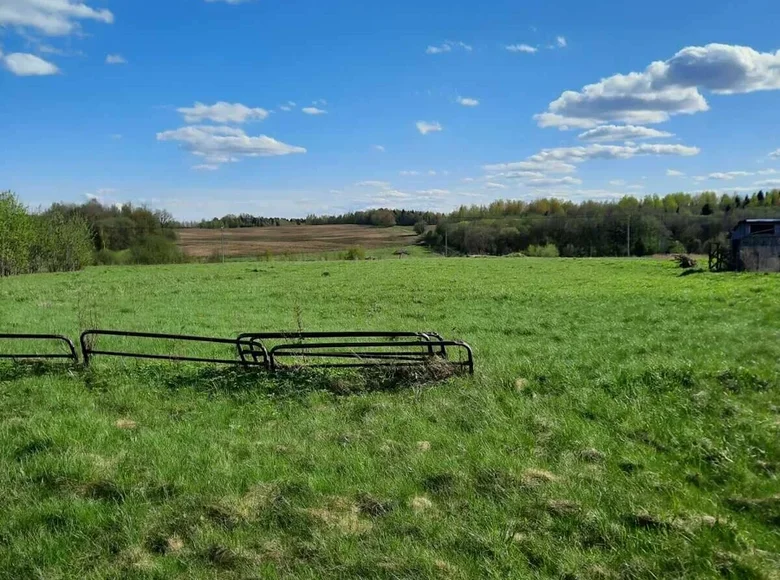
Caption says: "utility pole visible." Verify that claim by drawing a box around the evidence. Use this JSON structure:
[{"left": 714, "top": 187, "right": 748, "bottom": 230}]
[
  {"left": 626, "top": 215, "right": 631, "bottom": 257},
  {"left": 221, "top": 227, "right": 225, "bottom": 264}
]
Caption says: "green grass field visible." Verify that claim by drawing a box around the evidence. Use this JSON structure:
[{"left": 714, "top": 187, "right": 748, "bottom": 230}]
[{"left": 1, "top": 258, "right": 778, "bottom": 579}]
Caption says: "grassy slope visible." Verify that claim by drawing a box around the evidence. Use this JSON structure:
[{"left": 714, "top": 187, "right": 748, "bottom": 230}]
[{"left": 0, "top": 258, "right": 778, "bottom": 579}]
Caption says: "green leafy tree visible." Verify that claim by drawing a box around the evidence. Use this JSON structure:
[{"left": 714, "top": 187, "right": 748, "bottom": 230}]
[{"left": 0, "top": 191, "right": 34, "bottom": 276}]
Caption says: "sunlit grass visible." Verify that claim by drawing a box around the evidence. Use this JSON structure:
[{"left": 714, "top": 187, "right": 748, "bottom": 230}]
[{"left": 0, "top": 258, "right": 778, "bottom": 578}]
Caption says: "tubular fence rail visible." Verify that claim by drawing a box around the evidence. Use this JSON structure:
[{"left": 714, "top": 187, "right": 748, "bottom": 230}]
[
  {"left": 0, "top": 334, "right": 79, "bottom": 363},
  {"left": 1, "top": 329, "right": 474, "bottom": 374}
]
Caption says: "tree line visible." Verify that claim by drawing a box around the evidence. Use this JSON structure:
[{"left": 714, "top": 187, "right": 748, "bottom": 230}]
[
  {"left": 0, "top": 192, "right": 181, "bottom": 276},
  {"left": 424, "top": 190, "right": 780, "bottom": 256},
  {"left": 183, "top": 208, "right": 444, "bottom": 229},
  {"left": 3, "top": 188, "right": 779, "bottom": 276},
  {"left": 0, "top": 191, "right": 93, "bottom": 276}
]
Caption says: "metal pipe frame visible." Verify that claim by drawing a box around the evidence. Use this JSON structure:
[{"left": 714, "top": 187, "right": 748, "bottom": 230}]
[
  {"left": 79, "top": 330, "right": 263, "bottom": 367},
  {"left": 0, "top": 334, "right": 79, "bottom": 363}
]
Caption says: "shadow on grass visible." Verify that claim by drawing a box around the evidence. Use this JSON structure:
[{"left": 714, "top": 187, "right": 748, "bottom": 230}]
[
  {"left": 0, "top": 358, "right": 466, "bottom": 397},
  {"left": 678, "top": 268, "right": 706, "bottom": 277},
  {"left": 156, "top": 361, "right": 462, "bottom": 397},
  {"left": 0, "top": 361, "right": 79, "bottom": 382}
]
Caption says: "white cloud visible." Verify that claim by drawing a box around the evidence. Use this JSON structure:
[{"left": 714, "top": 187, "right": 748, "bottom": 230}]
[
  {"left": 757, "top": 168, "right": 777, "bottom": 175},
  {"left": 754, "top": 179, "right": 780, "bottom": 187},
  {"left": 278, "top": 100, "right": 296, "bottom": 111},
  {"left": 578, "top": 124, "right": 674, "bottom": 142},
  {"left": 416, "top": 120, "right": 442, "bottom": 135},
  {"left": 528, "top": 176, "right": 582, "bottom": 187},
  {"left": 666, "top": 169, "right": 685, "bottom": 176},
  {"left": 462, "top": 177, "right": 475, "bottom": 182},
  {"left": 495, "top": 171, "right": 546, "bottom": 179},
  {"left": 485, "top": 143, "right": 699, "bottom": 176},
  {"left": 354, "top": 180, "right": 391, "bottom": 189},
  {"left": 428, "top": 170, "right": 437, "bottom": 175},
  {"left": 372, "top": 145, "right": 385, "bottom": 152},
  {"left": 105, "top": 54, "right": 126, "bottom": 65},
  {"left": 484, "top": 160, "right": 578, "bottom": 174},
  {"left": 627, "top": 184, "right": 644, "bottom": 190},
  {"left": 313, "top": 99, "right": 327, "bottom": 106},
  {"left": 193, "top": 164, "right": 219, "bottom": 171},
  {"left": 156, "top": 125, "right": 306, "bottom": 165},
  {"left": 110, "top": 134, "right": 122, "bottom": 140},
  {"left": 609, "top": 179, "right": 626, "bottom": 186},
  {"left": 416, "top": 189, "right": 450, "bottom": 195},
  {"left": 302, "top": 106, "right": 327, "bottom": 115},
  {"left": 0, "top": 0, "right": 114, "bottom": 36},
  {"left": 535, "top": 44, "right": 780, "bottom": 129},
  {"left": 426, "top": 40, "right": 472, "bottom": 54},
  {"left": 702, "top": 171, "right": 753, "bottom": 180},
  {"left": 506, "top": 44, "right": 537, "bottom": 54},
  {"left": 456, "top": 96, "right": 479, "bottom": 106},
  {"left": 556, "top": 36, "right": 567, "bottom": 48},
  {"left": 485, "top": 182, "right": 508, "bottom": 189},
  {"left": 399, "top": 170, "right": 420, "bottom": 176},
  {"left": 2, "top": 52, "right": 59, "bottom": 75},
  {"left": 769, "top": 149, "right": 780, "bottom": 159},
  {"left": 178, "top": 102, "right": 269, "bottom": 124}
]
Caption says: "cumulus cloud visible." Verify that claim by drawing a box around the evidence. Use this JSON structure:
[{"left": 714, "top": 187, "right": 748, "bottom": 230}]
[
  {"left": 416, "top": 121, "right": 442, "bottom": 135},
  {"left": 666, "top": 169, "right": 685, "bottom": 176},
  {"left": 556, "top": 36, "right": 567, "bottom": 48},
  {"left": 426, "top": 40, "right": 472, "bottom": 54},
  {"left": 578, "top": 124, "right": 674, "bottom": 142},
  {"left": 192, "top": 164, "right": 219, "bottom": 171},
  {"left": 2, "top": 52, "right": 59, "bottom": 75},
  {"left": 609, "top": 179, "right": 626, "bottom": 186},
  {"left": 399, "top": 170, "right": 420, "bottom": 176},
  {"left": 485, "top": 182, "right": 508, "bottom": 189},
  {"left": 506, "top": 44, "right": 537, "bottom": 54},
  {"left": 278, "top": 101, "right": 296, "bottom": 112},
  {"left": 105, "top": 54, "right": 126, "bottom": 64},
  {"left": 156, "top": 125, "right": 306, "bottom": 165},
  {"left": 769, "top": 149, "right": 780, "bottom": 159},
  {"left": 0, "top": 0, "right": 114, "bottom": 36},
  {"left": 178, "top": 102, "right": 269, "bottom": 124},
  {"left": 302, "top": 106, "right": 326, "bottom": 115},
  {"left": 535, "top": 44, "right": 780, "bottom": 129}
]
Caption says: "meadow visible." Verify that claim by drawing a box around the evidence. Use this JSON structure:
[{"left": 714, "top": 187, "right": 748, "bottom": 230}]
[
  {"left": 0, "top": 258, "right": 778, "bottom": 579},
  {"left": 176, "top": 225, "right": 419, "bottom": 258}
]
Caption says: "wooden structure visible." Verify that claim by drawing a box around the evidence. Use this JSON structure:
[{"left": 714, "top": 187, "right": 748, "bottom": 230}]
[{"left": 711, "top": 219, "right": 780, "bottom": 272}]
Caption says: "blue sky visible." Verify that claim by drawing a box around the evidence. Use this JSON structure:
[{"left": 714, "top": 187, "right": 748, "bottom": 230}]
[{"left": 1, "top": 0, "right": 780, "bottom": 220}]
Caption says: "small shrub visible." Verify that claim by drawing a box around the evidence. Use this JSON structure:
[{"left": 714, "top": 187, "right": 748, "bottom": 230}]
[
  {"left": 129, "top": 235, "right": 185, "bottom": 265},
  {"left": 526, "top": 243, "right": 560, "bottom": 258},
  {"left": 342, "top": 247, "right": 366, "bottom": 261},
  {"left": 413, "top": 221, "right": 427, "bottom": 235}
]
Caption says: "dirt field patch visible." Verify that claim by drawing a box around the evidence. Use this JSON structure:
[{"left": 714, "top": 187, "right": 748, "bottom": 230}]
[{"left": 176, "top": 225, "right": 417, "bottom": 258}]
